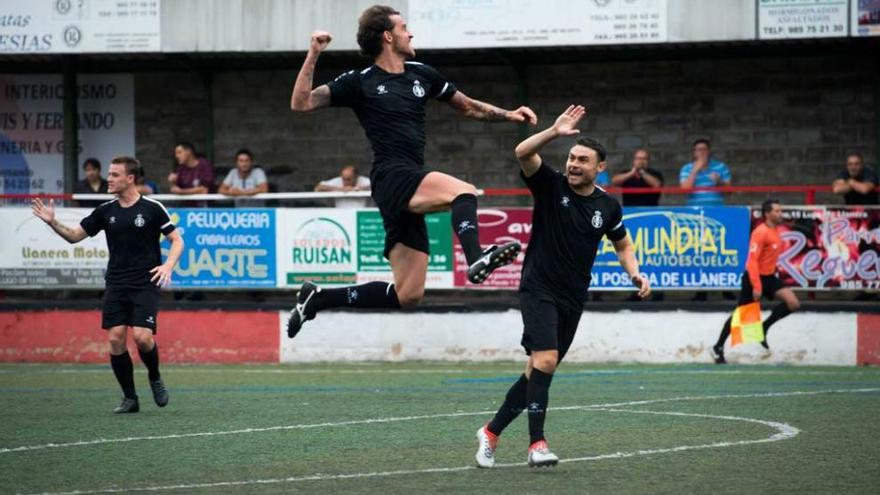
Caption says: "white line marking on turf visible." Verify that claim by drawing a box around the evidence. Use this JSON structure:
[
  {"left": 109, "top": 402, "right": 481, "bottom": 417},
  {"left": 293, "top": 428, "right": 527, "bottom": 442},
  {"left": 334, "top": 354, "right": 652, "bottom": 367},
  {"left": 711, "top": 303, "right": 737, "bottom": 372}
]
[
  {"left": 2, "top": 387, "right": 876, "bottom": 455},
  {"left": 2, "top": 367, "right": 877, "bottom": 376},
  {"left": 0, "top": 368, "right": 497, "bottom": 375},
  {"left": 20, "top": 407, "right": 801, "bottom": 495}
]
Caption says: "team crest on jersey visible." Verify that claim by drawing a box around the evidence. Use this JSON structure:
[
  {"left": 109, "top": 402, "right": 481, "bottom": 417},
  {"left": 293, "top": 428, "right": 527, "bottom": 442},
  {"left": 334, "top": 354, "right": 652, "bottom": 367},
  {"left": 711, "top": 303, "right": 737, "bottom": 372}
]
[
  {"left": 561, "top": 196, "right": 570, "bottom": 207},
  {"left": 134, "top": 213, "right": 145, "bottom": 227},
  {"left": 412, "top": 80, "right": 426, "bottom": 98},
  {"left": 377, "top": 85, "right": 387, "bottom": 95},
  {"left": 591, "top": 210, "right": 603, "bottom": 228}
]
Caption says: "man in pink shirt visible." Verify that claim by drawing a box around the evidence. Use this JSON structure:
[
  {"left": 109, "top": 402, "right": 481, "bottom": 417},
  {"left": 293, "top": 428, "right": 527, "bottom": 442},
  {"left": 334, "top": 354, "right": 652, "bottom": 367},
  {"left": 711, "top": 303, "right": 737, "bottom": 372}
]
[{"left": 167, "top": 142, "right": 214, "bottom": 197}]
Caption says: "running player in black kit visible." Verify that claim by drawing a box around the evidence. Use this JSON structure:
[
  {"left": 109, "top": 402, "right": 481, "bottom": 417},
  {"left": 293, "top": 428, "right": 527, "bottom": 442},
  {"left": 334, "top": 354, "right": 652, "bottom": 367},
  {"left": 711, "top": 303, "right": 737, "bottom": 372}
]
[
  {"left": 474, "top": 106, "right": 650, "bottom": 468},
  {"left": 31, "top": 156, "right": 184, "bottom": 414},
  {"left": 286, "top": 5, "right": 537, "bottom": 337}
]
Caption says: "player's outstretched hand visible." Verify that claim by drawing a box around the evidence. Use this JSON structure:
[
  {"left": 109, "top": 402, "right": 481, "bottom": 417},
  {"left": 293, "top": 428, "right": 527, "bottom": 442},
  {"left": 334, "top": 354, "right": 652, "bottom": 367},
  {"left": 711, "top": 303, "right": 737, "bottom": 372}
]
[
  {"left": 632, "top": 274, "right": 651, "bottom": 299},
  {"left": 31, "top": 198, "right": 55, "bottom": 224},
  {"left": 553, "top": 105, "right": 586, "bottom": 136},
  {"left": 507, "top": 106, "right": 537, "bottom": 125},
  {"left": 150, "top": 264, "right": 174, "bottom": 288},
  {"left": 310, "top": 31, "right": 333, "bottom": 53}
]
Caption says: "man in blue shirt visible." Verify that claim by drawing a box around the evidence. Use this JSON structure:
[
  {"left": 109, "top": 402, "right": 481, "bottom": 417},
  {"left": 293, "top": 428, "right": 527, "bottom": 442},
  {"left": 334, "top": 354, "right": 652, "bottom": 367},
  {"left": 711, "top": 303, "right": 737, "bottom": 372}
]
[{"left": 679, "top": 138, "right": 731, "bottom": 205}]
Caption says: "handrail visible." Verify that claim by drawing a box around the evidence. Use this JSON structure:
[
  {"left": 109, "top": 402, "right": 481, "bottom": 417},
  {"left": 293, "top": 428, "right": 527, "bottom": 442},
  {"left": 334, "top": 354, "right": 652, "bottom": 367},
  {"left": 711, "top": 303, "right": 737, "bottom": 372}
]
[
  {"left": 482, "top": 184, "right": 880, "bottom": 205},
  {"left": 483, "top": 184, "right": 841, "bottom": 195},
  {"left": 0, "top": 191, "right": 374, "bottom": 201},
  {"left": 1, "top": 185, "right": 876, "bottom": 205}
]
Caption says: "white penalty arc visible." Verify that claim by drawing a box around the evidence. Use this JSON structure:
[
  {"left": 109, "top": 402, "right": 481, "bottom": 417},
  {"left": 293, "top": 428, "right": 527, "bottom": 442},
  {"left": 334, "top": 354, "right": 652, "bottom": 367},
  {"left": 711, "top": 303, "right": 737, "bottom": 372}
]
[
  {"left": 24, "top": 406, "right": 800, "bottom": 495},
  {"left": 2, "top": 387, "right": 877, "bottom": 455}
]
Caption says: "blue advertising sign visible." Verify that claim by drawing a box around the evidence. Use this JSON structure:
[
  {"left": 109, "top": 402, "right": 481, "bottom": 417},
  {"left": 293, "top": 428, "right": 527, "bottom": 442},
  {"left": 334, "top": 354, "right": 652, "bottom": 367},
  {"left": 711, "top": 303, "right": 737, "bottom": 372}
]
[
  {"left": 161, "top": 209, "right": 276, "bottom": 288},
  {"left": 592, "top": 206, "right": 750, "bottom": 290}
]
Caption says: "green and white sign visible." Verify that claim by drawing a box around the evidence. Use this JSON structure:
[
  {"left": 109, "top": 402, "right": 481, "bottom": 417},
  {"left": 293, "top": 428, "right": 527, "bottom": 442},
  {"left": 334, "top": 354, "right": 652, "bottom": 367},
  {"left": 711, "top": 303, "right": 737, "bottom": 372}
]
[
  {"left": 356, "top": 211, "right": 453, "bottom": 272},
  {"left": 277, "top": 208, "right": 455, "bottom": 289},
  {"left": 277, "top": 209, "right": 358, "bottom": 287}
]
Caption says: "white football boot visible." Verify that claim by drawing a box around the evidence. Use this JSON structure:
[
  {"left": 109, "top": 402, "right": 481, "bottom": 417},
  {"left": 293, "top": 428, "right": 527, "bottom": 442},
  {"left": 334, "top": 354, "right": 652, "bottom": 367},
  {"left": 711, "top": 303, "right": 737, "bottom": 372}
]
[
  {"left": 527, "top": 440, "right": 559, "bottom": 467},
  {"left": 475, "top": 425, "right": 498, "bottom": 468}
]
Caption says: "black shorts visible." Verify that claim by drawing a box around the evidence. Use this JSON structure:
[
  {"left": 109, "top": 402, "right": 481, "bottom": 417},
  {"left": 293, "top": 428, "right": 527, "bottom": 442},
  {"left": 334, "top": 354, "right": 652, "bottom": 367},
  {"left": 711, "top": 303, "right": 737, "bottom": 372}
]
[
  {"left": 737, "top": 271, "right": 786, "bottom": 306},
  {"left": 519, "top": 288, "right": 583, "bottom": 361},
  {"left": 370, "top": 164, "right": 430, "bottom": 259},
  {"left": 102, "top": 286, "right": 161, "bottom": 333}
]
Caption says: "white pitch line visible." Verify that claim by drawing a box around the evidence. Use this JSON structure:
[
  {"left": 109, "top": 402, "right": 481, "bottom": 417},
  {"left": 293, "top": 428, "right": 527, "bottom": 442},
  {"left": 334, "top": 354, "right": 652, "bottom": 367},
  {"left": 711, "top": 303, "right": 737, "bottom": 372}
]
[
  {"left": 1, "top": 367, "right": 877, "bottom": 376},
  {"left": 2, "top": 387, "right": 876, "bottom": 455},
  {"left": 0, "top": 368, "right": 509, "bottom": 375},
  {"left": 20, "top": 406, "right": 800, "bottom": 495}
]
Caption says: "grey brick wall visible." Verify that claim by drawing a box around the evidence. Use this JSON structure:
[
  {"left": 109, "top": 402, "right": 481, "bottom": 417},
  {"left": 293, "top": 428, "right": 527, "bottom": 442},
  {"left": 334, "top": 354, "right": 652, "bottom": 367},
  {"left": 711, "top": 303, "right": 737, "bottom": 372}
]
[
  {"left": 135, "top": 72, "right": 210, "bottom": 185},
  {"left": 135, "top": 54, "right": 877, "bottom": 205}
]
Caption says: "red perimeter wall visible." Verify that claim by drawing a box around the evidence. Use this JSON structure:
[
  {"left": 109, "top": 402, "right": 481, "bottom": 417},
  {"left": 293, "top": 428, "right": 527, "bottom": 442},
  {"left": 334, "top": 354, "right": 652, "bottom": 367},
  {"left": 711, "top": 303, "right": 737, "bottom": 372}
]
[
  {"left": 857, "top": 314, "right": 880, "bottom": 366},
  {"left": 0, "top": 310, "right": 279, "bottom": 363}
]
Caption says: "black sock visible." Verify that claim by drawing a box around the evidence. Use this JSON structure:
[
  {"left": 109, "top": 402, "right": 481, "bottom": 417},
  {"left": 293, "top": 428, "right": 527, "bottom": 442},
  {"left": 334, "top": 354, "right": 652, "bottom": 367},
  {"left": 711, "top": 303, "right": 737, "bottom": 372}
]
[
  {"left": 138, "top": 343, "right": 161, "bottom": 381},
  {"left": 487, "top": 374, "right": 528, "bottom": 436},
  {"left": 110, "top": 352, "right": 137, "bottom": 399},
  {"left": 762, "top": 303, "right": 792, "bottom": 338},
  {"left": 527, "top": 368, "right": 554, "bottom": 445},
  {"left": 715, "top": 316, "right": 732, "bottom": 349},
  {"left": 451, "top": 194, "right": 483, "bottom": 265},
  {"left": 314, "top": 282, "right": 401, "bottom": 311}
]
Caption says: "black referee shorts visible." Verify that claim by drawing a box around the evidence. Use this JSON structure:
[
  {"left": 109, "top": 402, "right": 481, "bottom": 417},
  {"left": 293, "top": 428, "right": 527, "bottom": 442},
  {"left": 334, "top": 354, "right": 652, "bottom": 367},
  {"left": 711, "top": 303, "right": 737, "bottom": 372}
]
[
  {"left": 737, "top": 271, "right": 786, "bottom": 306},
  {"left": 519, "top": 288, "right": 583, "bottom": 361},
  {"left": 102, "top": 286, "right": 161, "bottom": 333},
  {"left": 370, "top": 164, "right": 430, "bottom": 259}
]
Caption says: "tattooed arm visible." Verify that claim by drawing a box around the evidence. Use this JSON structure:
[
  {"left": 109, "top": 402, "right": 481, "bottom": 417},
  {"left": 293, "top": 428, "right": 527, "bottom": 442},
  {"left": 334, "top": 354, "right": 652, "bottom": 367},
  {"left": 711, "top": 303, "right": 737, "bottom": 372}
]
[
  {"left": 447, "top": 91, "right": 537, "bottom": 124},
  {"left": 31, "top": 198, "right": 88, "bottom": 243},
  {"left": 290, "top": 31, "right": 333, "bottom": 112}
]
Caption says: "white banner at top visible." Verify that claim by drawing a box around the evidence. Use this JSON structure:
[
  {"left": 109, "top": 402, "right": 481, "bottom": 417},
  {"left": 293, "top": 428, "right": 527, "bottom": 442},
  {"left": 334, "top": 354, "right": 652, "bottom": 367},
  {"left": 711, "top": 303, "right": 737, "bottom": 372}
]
[
  {"left": 0, "top": 0, "right": 161, "bottom": 54},
  {"left": 409, "top": 0, "right": 667, "bottom": 49}
]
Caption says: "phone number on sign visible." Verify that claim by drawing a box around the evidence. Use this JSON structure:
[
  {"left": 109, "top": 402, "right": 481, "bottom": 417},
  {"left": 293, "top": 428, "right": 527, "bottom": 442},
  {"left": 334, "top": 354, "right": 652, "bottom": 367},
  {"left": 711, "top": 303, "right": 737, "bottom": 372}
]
[{"left": 839, "top": 280, "right": 880, "bottom": 290}]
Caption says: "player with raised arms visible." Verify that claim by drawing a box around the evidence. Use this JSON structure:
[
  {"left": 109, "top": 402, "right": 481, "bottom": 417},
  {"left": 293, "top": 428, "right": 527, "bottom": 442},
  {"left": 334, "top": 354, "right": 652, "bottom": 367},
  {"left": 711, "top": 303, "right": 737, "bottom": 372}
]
[
  {"left": 285, "top": 5, "right": 539, "bottom": 337},
  {"left": 474, "top": 106, "right": 650, "bottom": 467}
]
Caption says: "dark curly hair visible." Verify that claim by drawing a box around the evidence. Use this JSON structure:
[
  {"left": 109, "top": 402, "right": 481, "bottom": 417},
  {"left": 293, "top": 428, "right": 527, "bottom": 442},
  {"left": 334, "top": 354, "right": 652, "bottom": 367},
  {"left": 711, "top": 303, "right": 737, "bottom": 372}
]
[
  {"left": 357, "top": 5, "right": 400, "bottom": 58},
  {"left": 575, "top": 137, "right": 607, "bottom": 162}
]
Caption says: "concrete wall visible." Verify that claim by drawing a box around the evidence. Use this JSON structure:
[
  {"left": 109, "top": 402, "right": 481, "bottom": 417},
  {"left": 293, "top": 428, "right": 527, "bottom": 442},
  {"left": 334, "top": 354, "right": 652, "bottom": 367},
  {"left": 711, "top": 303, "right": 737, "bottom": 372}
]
[
  {"left": 160, "top": 0, "right": 383, "bottom": 53},
  {"left": 3, "top": 310, "right": 878, "bottom": 366},
  {"left": 280, "top": 310, "right": 866, "bottom": 366},
  {"left": 134, "top": 53, "right": 877, "bottom": 204}
]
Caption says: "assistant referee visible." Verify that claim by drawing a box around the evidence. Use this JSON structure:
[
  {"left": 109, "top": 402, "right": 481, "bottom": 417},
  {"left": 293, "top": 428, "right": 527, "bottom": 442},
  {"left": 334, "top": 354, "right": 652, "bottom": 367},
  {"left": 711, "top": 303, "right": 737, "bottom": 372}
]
[{"left": 32, "top": 156, "right": 184, "bottom": 413}]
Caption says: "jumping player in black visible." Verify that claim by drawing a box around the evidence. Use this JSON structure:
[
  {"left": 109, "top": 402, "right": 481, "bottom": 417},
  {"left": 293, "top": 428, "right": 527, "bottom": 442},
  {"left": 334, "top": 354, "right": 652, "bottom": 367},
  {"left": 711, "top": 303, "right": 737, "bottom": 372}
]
[
  {"left": 286, "top": 5, "right": 537, "bottom": 337},
  {"left": 474, "top": 106, "right": 650, "bottom": 468},
  {"left": 31, "top": 156, "right": 184, "bottom": 413}
]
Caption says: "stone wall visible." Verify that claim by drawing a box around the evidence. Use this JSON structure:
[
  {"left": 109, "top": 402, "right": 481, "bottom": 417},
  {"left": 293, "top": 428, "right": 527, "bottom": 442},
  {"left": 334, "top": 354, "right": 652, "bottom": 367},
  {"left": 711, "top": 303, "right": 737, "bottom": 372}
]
[{"left": 135, "top": 53, "right": 877, "bottom": 205}]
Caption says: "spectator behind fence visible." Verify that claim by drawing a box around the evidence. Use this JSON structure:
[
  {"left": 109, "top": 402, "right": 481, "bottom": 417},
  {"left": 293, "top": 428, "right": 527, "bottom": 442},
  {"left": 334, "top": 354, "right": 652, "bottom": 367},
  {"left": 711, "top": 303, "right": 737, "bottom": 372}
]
[
  {"left": 679, "top": 138, "right": 731, "bottom": 206},
  {"left": 612, "top": 148, "right": 663, "bottom": 207},
  {"left": 596, "top": 169, "right": 610, "bottom": 188},
  {"left": 219, "top": 148, "right": 269, "bottom": 207},
  {"left": 168, "top": 141, "right": 214, "bottom": 196},
  {"left": 315, "top": 165, "right": 371, "bottom": 208},
  {"left": 136, "top": 172, "right": 160, "bottom": 195},
  {"left": 832, "top": 152, "right": 878, "bottom": 205},
  {"left": 73, "top": 158, "right": 108, "bottom": 207}
]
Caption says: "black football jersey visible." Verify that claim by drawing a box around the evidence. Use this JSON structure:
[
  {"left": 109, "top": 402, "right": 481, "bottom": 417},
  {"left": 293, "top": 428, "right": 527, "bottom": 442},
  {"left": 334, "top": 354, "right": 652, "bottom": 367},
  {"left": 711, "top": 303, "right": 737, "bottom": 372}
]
[
  {"left": 80, "top": 196, "right": 176, "bottom": 288},
  {"left": 520, "top": 163, "right": 627, "bottom": 306},
  {"left": 327, "top": 61, "right": 457, "bottom": 168}
]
